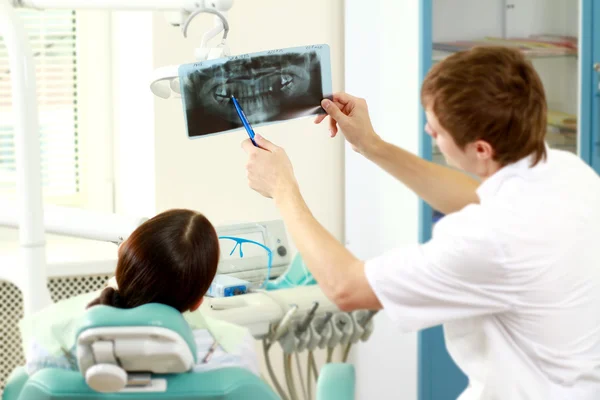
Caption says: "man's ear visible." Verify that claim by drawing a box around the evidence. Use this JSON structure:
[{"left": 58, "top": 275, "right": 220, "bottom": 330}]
[
  {"left": 473, "top": 139, "right": 494, "bottom": 161},
  {"left": 190, "top": 297, "right": 204, "bottom": 312}
]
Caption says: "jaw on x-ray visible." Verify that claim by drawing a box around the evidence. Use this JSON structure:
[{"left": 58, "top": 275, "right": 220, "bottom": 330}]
[{"left": 179, "top": 45, "right": 332, "bottom": 138}]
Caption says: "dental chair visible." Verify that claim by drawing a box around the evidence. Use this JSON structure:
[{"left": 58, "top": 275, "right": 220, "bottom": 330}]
[{"left": 3, "top": 303, "right": 355, "bottom": 400}]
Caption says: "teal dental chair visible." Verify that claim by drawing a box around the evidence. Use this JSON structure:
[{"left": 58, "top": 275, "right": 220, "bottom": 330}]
[{"left": 3, "top": 303, "right": 355, "bottom": 400}]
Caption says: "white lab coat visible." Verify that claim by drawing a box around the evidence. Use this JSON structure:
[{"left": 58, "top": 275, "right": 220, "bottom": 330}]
[{"left": 365, "top": 148, "right": 600, "bottom": 399}]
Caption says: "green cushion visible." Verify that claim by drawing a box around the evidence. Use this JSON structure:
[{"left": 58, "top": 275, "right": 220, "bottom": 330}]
[
  {"left": 266, "top": 252, "right": 317, "bottom": 290},
  {"left": 3, "top": 367, "right": 29, "bottom": 400},
  {"left": 76, "top": 304, "right": 197, "bottom": 363},
  {"left": 317, "top": 363, "right": 355, "bottom": 400},
  {"left": 13, "top": 367, "right": 278, "bottom": 400}
]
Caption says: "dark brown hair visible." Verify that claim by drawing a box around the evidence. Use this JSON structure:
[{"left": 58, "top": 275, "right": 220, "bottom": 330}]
[
  {"left": 421, "top": 46, "right": 547, "bottom": 166},
  {"left": 88, "top": 209, "right": 220, "bottom": 312}
]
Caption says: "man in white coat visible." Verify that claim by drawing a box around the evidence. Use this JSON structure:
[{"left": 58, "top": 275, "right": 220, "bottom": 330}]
[{"left": 242, "top": 46, "right": 600, "bottom": 399}]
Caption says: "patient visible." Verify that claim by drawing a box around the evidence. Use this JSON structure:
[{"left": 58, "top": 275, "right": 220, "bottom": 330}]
[{"left": 25, "top": 209, "right": 260, "bottom": 376}]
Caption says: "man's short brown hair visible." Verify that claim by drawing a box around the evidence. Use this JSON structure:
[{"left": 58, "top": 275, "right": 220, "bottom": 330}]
[{"left": 421, "top": 46, "right": 547, "bottom": 166}]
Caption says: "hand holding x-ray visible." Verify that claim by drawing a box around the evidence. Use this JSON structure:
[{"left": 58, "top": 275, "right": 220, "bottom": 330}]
[{"left": 315, "top": 92, "right": 380, "bottom": 154}]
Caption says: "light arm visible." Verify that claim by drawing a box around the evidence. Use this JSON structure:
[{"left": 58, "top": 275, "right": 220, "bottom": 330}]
[
  {"left": 0, "top": 201, "right": 146, "bottom": 243},
  {"left": 1, "top": 0, "right": 50, "bottom": 315}
]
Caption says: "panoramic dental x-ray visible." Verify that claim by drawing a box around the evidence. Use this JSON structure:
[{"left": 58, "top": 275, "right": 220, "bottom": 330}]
[{"left": 179, "top": 44, "right": 332, "bottom": 138}]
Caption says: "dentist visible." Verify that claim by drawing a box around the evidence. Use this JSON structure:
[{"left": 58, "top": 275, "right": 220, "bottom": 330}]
[{"left": 241, "top": 46, "right": 600, "bottom": 399}]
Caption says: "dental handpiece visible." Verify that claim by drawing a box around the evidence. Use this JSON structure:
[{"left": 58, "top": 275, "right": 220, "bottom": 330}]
[
  {"left": 359, "top": 310, "right": 379, "bottom": 327},
  {"left": 315, "top": 312, "right": 333, "bottom": 334},
  {"left": 271, "top": 304, "right": 299, "bottom": 343},
  {"left": 296, "top": 301, "right": 319, "bottom": 335}
]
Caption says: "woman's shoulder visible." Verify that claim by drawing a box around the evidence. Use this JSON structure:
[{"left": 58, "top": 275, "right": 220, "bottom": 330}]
[
  {"left": 184, "top": 311, "right": 253, "bottom": 354},
  {"left": 20, "top": 290, "right": 103, "bottom": 359},
  {"left": 191, "top": 327, "right": 259, "bottom": 376},
  {"left": 191, "top": 323, "right": 255, "bottom": 354}
]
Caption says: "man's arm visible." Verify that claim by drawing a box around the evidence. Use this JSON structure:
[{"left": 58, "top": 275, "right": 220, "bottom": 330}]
[
  {"left": 317, "top": 94, "right": 480, "bottom": 215},
  {"left": 242, "top": 135, "right": 381, "bottom": 312},
  {"left": 361, "top": 137, "right": 480, "bottom": 215},
  {"left": 275, "top": 187, "right": 382, "bottom": 312}
]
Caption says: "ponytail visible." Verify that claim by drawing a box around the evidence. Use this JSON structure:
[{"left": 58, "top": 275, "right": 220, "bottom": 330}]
[{"left": 87, "top": 287, "right": 126, "bottom": 309}]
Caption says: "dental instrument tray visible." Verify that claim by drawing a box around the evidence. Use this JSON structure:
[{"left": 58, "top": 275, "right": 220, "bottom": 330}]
[{"left": 178, "top": 44, "right": 333, "bottom": 139}]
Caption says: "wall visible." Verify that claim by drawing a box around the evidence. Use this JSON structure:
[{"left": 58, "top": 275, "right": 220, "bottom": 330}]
[
  {"left": 344, "top": 1, "right": 421, "bottom": 399},
  {"left": 112, "top": 11, "right": 157, "bottom": 218}
]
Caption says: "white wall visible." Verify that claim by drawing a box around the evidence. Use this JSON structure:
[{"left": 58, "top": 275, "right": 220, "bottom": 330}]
[
  {"left": 345, "top": 1, "right": 421, "bottom": 399},
  {"left": 112, "top": 11, "right": 157, "bottom": 218}
]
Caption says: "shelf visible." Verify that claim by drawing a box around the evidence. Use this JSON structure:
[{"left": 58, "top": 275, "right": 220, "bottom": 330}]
[
  {"left": 432, "top": 35, "right": 578, "bottom": 62},
  {"left": 547, "top": 110, "right": 576, "bottom": 133},
  {"left": 433, "top": 50, "right": 577, "bottom": 62}
]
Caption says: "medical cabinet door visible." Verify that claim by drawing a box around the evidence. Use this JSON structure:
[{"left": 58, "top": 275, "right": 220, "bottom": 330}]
[{"left": 418, "top": 1, "right": 592, "bottom": 399}]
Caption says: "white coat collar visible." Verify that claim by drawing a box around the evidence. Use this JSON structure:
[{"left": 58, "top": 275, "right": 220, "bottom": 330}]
[{"left": 476, "top": 143, "right": 550, "bottom": 202}]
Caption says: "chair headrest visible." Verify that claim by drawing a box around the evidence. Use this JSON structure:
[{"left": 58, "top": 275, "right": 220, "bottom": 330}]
[{"left": 75, "top": 303, "right": 197, "bottom": 393}]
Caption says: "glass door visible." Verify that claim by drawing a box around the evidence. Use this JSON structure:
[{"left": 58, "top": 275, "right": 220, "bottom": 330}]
[
  {"left": 432, "top": 0, "right": 579, "bottom": 164},
  {"left": 418, "top": 1, "right": 585, "bottom": 399},
  {"left": 428, "top": 0, "right": 579, "bottom": 223}
]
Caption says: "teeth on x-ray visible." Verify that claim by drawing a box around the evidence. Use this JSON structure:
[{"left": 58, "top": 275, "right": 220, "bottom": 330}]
[{"left": 181, "top": 49, "right": 326, "bottom": 137}]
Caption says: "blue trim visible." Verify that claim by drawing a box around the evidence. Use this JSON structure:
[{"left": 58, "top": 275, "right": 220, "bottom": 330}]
[
  {"left": 417, "top": 2, "right": 469, "bottom": 399},
  {"left": 580, "top": 0, "right": 593, "bottom": 166},
  {"left": 417, "top": 2, "right": 433, "bottom": 400},
  {"left": 418, "top": 0, "right": 433, "bottom": 247},
  {"left": 589, "top": 0, "right": 600, "bottom": 173}
]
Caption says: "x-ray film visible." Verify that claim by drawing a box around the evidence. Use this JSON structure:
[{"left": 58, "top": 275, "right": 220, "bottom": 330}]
[{"left": 179, "top": 44, "right": 332, "bottom": 139}]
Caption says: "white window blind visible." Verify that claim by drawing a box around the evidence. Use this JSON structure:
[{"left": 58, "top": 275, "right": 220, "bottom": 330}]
[{"left": 0, "top": 9, "right": 79, "bottom": 198}]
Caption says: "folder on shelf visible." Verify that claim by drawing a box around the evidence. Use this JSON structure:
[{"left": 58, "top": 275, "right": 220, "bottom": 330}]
[
  {"left": 547, "top": 110, "right": 577, "bottom": 134},
  {"left": 433, "top": 35, "right": 577, "bottom": 58}
]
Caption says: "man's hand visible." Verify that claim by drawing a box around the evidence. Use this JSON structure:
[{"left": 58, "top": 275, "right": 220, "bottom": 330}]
[
  {"left": 241, "top": 134, "right": 299, "bottom": 201},
  {"left": 315, "top": 92, "right": 380, "bottom": 154}
]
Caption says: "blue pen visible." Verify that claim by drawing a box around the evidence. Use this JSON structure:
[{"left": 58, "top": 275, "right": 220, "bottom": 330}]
[{"left": 231, "top": 96, "right": 258, "bottom": 147}]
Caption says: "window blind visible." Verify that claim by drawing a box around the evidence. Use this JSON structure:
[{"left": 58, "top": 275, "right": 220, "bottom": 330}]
[{"left": 0, "top": 9, "right": 79, "bottom": 197}]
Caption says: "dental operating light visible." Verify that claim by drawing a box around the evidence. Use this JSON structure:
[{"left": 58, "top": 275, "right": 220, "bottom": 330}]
[{"left": 150, "top": 0, "right": 234, "bottom": 99}]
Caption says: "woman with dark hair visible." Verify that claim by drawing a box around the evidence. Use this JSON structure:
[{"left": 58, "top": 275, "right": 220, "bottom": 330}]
[
  {"left": 23, "top": 209, "right": 259, "bottom": 376},
  {"left": 88, "top": 208, "right": 220, "bottom": 312}
]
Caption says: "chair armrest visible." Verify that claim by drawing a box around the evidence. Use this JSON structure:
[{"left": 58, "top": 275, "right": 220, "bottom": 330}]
[
  {"left": 317, "top": 363, "right": 355, "bottom": 400},
  {"left": 3, "top": 367, "right": 30, "bottom": 400}
]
